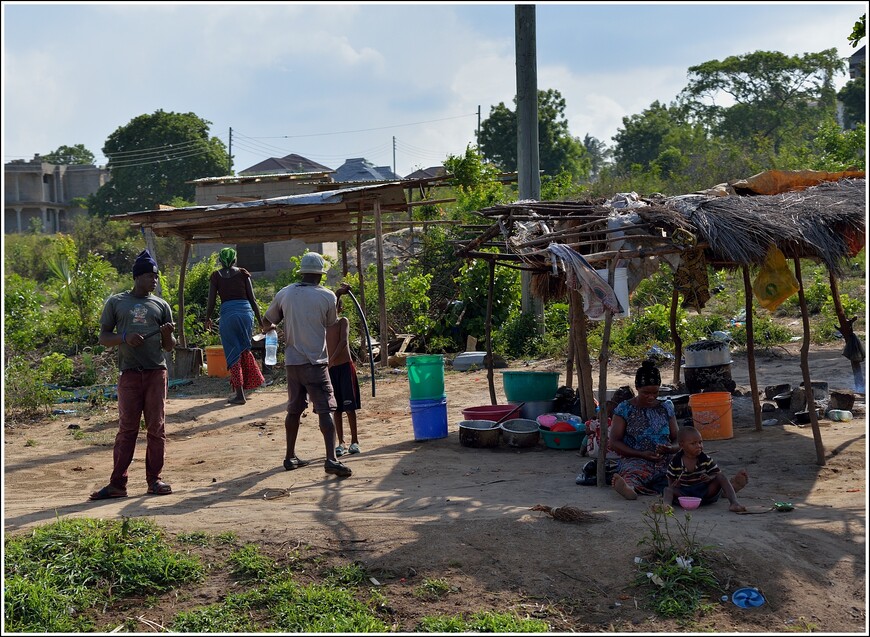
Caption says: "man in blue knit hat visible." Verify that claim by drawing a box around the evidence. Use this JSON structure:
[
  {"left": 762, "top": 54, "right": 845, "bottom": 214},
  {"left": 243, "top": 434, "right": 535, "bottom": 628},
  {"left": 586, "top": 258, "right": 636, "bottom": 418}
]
[{"left": 90, "top": 249, "right": 176, "bottom": 500}]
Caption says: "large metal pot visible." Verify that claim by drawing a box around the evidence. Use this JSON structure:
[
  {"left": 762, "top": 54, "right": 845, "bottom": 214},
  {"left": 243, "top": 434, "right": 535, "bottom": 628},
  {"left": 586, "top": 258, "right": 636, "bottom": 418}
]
[
  {"left": 459, "top": 420, "right": 500, "bottom": 448},
  {"left": 683, "top": 340, "right": 731, "bottom": 368},
  {"left": 499, "top": 419, "right": 540, "bottom": 448}
]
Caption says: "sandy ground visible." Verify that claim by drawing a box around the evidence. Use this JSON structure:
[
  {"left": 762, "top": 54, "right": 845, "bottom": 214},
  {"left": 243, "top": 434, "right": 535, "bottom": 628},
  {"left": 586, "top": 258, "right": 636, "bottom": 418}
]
[{"left": 3, "top": 342, "right": 866, "bottom": 633}]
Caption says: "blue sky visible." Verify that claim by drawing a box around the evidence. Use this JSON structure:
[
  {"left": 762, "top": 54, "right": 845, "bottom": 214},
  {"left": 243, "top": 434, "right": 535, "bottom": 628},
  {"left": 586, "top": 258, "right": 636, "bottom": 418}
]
[{"left": 2, "top": 2, "right": 864, "bottom": 178}]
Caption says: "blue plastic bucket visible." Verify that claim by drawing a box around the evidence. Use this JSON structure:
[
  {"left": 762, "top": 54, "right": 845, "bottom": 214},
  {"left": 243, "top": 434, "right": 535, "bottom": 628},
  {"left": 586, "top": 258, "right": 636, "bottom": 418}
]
[{"left": 410, "top": 396, "right": 448, "bottom": 440}]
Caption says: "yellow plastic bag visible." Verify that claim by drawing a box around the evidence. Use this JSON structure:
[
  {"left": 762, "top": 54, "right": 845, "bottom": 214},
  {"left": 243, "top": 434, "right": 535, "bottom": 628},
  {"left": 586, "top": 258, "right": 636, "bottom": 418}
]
[{"left": 752, "top": 246, "right": 799, "bottom": 311}]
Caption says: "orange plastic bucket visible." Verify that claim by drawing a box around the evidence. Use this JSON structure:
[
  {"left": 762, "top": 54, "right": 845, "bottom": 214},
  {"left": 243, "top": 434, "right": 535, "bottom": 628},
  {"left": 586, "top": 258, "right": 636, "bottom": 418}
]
[
  {"left": 688, "top": 392, "right": 733, "bottom": 440},
  {"left": 205, "top": 345, "right": 229, "bottom": 378}
]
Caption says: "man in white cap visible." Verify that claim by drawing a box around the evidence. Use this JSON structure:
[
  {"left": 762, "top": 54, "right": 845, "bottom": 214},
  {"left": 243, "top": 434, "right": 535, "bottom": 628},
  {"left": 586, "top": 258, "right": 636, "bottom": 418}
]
[{"left": 262, "top": 252, "right": 353, "bottom": 477}]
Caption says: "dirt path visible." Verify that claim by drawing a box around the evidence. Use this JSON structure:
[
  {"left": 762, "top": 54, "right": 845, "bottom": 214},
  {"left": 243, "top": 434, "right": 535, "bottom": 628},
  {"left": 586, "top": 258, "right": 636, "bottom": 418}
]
[{"left": 3, "top": 343, "right": 866, "bottom": 632}]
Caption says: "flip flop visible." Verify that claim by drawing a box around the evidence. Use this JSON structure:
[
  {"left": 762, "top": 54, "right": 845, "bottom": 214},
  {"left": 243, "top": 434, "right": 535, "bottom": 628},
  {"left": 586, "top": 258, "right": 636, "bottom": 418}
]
[
  {"left": 89, "top": 485, "right": 128, "bottom": 501},
  {"left": 147, "top": 480, "right": 172, "bottom": 495}
]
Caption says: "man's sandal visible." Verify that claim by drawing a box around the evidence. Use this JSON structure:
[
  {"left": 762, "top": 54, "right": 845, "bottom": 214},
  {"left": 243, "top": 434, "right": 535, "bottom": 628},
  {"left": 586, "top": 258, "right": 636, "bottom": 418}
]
[
  {"left": 89, "top": 485, "right": 128, "bottom": 501},
  {"left": 147, "top": 480, "right": 172, "bottom": 495}
]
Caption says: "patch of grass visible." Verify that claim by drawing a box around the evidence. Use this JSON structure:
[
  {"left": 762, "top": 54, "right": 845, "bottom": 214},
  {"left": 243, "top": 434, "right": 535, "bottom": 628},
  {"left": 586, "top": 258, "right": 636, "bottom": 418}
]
[
  {"left": 172, "top": 578, "right": 390, "bottom": 632},
  {"left": 227, "top": 544, "right": 276, "bottom": 582},
  {"left": 214, "top": 531, "right": 238, "bottom": 545},
  {"left": 323, "top": 562, "right": 369, "bottom": 587},
  {"left": 419, "top": 611, "right": 550, "bottom": 632},
  {"left": 4, "top": 517, "right": 204, "bottom": 633},
  {"left": 414, "top": 577, "right": 453, "bottom": 600},
  {"left": 177, "top": 531, "right": 211, "bottom": 547},
  {"left": 24, "top": 439, "right": 37, "bottom": 447}
]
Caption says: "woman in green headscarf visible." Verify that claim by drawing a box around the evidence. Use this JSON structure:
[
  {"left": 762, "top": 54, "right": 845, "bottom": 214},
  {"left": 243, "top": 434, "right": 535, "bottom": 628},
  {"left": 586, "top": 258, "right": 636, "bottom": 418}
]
[{"left": 206, "top": 248, "right": 265, "bottom": 404}]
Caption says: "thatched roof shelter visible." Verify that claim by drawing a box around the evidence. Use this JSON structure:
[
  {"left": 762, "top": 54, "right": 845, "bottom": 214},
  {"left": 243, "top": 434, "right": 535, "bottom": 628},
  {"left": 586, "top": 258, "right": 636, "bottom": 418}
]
[{"left": 456, "top": 170, "right": 866, "bottom": 471}]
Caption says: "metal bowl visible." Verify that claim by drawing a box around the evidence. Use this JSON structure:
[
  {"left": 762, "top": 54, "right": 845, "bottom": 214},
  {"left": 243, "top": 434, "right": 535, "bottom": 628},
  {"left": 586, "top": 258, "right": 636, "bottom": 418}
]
[
  {"left": 499, "top": 418, "right": 540, "bottom": 448},
  {"left": 459, "top": 420, "right": 500, "bottom": 448}
]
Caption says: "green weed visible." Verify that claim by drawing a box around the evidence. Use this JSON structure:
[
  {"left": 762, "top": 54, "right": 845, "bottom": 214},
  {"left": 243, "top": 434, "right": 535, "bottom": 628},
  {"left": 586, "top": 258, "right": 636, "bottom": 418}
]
[
  {"left": 4, "top": 517, "right": 203, "bottom": 633},
  {"left": 634, "top": 504, "right": 720, "bottom": 619},
  {"left": 419, "top": 610, "right": 550, "bottom": 632}
]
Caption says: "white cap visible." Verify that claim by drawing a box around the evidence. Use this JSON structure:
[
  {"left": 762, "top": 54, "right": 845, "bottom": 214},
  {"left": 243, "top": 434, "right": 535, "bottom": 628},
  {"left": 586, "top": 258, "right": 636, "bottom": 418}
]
[{"left": 299, "top": 252, "right": 328, "bottom": 275}]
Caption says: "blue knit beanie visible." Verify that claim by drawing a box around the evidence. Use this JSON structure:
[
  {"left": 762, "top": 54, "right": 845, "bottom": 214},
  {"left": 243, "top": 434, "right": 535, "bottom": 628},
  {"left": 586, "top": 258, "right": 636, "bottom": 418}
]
[{"left": 133, "top": 249, "right": 159, "bottom": 277}]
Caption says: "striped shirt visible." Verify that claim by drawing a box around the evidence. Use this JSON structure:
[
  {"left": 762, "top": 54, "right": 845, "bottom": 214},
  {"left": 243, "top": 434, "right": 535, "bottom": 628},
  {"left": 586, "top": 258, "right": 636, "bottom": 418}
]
[{"left": 666, "top": 450, "right": 720, "bottom": 485}]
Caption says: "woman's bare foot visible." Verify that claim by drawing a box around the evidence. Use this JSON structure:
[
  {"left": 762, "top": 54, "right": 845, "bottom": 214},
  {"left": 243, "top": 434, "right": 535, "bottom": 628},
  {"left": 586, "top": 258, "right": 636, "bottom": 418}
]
[
  {"left": 228, "top": 394, "right": 246, "bottom": 405},
  {"left": 731, "top": 469, "right": 749, "bottom": 492},
  {"left": 612, "top": 474, "right": 638, "bottom": 500},
  {"left": 729, "top": 503, "right": 747, "bottom": 513}
]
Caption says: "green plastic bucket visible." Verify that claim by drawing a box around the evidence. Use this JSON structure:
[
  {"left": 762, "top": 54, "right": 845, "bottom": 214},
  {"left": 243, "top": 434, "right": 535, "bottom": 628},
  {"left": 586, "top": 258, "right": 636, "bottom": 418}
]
[
  {"left": 501, "top": 371, "right": 559, "bottom": 402},
  {"left": 407, "top": 355, "right": 445, "bottom": 400}
]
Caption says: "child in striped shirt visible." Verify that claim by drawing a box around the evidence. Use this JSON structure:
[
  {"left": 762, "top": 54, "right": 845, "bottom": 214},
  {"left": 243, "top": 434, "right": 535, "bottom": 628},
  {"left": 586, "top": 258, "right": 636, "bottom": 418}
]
[{"left": 663, "top": 426, "right": 747, "bottom": 513}]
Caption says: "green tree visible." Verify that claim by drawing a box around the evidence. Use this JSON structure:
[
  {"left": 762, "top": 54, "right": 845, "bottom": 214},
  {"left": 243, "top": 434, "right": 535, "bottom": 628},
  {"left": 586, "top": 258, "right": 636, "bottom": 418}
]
[
  {"left": 41, "top": 144, "right": 96, "bottom": 165},
  {"left": 443, "top": 145, "right": 507, "bottom": 215},
  {"left": 838, "top": 75, "right": 866, "bottom": 127},
  {"left": 478, "top": 89, "right": 590, "bottom": 180},
  {"left": 582, "top": 134, "right": 611, "bottom": 180},
  {"left": 848, "top": 13, "right": 866, "bottom": 47},
  {"left": 680, "top": 50, "right": 845, "bottom": 150},
  {"left": 88, "top": 110, "right": 229, "bottom": 216}
]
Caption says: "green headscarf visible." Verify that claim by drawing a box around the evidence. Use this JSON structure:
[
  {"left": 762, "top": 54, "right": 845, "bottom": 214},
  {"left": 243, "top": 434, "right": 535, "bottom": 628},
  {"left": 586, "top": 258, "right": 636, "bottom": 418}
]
[{"left": 219, "top": 247, "right": 237, "bottom": 269}]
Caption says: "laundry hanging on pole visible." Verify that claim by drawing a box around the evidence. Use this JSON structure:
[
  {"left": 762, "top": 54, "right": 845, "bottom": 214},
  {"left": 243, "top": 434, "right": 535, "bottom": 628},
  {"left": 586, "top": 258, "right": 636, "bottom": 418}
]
[{"left": 548, "top": 243, "right": 621, "bottom": 319}]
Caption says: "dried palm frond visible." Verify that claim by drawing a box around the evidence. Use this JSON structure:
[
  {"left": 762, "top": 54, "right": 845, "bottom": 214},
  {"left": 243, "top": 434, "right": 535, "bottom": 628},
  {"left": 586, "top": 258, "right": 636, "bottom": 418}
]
[{"left": 529, "top": 504, "right": 594, "bottom": 523}]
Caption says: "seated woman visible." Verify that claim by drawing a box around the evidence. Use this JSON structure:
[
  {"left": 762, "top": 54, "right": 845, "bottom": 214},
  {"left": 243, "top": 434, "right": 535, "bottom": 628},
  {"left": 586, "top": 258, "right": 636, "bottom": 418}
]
[
  {"left": 609, "top": 360, "right": 678, "bottom": 500},
  {"left": 205, "top": 248, "right": 265, "bottom": 405}
]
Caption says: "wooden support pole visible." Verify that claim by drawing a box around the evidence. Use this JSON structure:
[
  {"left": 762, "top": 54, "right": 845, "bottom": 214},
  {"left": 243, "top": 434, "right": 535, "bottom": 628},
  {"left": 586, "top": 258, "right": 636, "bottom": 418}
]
[
  {"left": 566, "top": 300, "right": 575, "bottom": 388},
  {"left": 486, "top": 258, "right": 497, "bottom": 405},
  {"left": 597, "top": 260, "right": 616, "bottom": 487},
  {"left": 828, "top": 270, "right": 865, "bottom": 393},
  {"left": 374, "top": 198, "right": 389, "bottom": 368},
  {"left": 571, "top": 291, "right": 595, "bottom": 421},
  {"left": 742, "top": 266, "right": 763, "bottom": 431},
  {"left": 356, "top": 208, "right": 367, "bottom": 362},
  {"left": 670, "top": 289, "right": 682, "bottom": 386},
  {"left": 177, "top": 242, "right": 191, "bottom": 348},
  {"left": 794, "top": 258, "right": 826, "bottom": 466}
]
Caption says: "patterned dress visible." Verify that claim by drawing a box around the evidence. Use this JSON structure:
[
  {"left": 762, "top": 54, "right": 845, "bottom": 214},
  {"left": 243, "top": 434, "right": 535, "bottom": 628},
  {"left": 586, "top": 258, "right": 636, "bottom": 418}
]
[{"left": 613, "top": 399, "right": 675, "bottom": 495}]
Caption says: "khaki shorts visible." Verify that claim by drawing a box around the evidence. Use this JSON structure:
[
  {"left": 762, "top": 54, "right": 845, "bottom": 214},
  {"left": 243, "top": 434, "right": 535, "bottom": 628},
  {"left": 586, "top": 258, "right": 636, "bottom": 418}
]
[{"left": 286, "top": 363, "right": 336, "bottom": 415}]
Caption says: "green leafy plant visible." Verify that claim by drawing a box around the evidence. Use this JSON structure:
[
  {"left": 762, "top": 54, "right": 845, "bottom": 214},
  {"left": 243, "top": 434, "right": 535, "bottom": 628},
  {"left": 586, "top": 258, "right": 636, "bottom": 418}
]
[{"left": 634, "top": 504, "right": 720, "bottom": 619}]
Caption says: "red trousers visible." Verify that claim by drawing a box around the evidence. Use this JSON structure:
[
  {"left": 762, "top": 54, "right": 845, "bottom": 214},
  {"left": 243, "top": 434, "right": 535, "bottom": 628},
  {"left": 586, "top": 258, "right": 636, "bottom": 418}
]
[{"left": 110, "top": 368, "right": 167, "bottom": 489}]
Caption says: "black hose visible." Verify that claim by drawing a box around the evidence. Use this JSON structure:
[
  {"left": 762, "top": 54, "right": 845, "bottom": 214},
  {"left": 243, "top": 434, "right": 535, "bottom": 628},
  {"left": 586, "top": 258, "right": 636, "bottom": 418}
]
[{"left": 345, "top": 289, "right": 376, "bottom": 397}]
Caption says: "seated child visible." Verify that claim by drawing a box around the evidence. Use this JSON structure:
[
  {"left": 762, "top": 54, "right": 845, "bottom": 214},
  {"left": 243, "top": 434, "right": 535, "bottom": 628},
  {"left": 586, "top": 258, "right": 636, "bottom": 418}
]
[{"left": 663, "top": 426, "right": 749, "bottom": 513}]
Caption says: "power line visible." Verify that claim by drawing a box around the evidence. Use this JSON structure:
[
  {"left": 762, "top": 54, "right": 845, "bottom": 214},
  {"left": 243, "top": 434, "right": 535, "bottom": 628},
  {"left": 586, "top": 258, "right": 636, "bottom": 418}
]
[{"left": 245, "top": 113, "right": 476, "bottom": 140}]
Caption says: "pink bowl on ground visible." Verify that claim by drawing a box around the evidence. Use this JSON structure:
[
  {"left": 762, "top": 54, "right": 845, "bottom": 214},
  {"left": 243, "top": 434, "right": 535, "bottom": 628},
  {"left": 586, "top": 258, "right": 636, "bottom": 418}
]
[{"left": 678, "top": 496, "right": 702, "bottom": 510}]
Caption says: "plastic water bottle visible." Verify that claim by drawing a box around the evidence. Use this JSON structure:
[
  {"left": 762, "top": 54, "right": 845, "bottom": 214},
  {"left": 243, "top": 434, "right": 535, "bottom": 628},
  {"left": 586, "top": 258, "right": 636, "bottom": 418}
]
[{"left": 264, "top": 329, "right": 278, "bottom": 366}]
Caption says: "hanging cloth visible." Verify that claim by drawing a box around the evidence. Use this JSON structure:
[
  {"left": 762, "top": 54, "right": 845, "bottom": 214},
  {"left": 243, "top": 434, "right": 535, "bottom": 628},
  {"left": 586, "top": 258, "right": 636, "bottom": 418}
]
[
  {"left": 548, "top": 243, "right": 620, "bottom": 319},
  {"left": 673, "top": 248, "right": 711, "bottom": 311}
]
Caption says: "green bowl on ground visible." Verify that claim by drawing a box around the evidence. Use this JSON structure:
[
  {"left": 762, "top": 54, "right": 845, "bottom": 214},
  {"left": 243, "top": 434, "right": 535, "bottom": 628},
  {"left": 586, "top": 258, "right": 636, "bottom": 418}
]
[
  {"left": 501, "top": 371, "right": 559, "bottom": 402},
  {"left": 538, "top": 426, "right": 584, "bottom": 450}
]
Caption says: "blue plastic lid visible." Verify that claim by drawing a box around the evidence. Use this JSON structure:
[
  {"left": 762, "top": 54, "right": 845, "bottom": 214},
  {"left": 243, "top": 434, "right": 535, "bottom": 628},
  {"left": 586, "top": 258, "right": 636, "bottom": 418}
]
[{"left": 732, "top": 587, "right": 765, "bottom": 608}]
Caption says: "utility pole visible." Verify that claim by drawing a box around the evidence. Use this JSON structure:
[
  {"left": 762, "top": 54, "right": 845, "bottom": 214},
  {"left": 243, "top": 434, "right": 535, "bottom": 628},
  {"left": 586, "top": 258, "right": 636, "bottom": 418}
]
[
  {"left": 393, "top": 136, "right": 396, "bottom": 176},
  {"left": 477, "top": 105, "right": 481, "bottom": 147},
  {"left": 515, "top": 5, "right": 544, "bottom": 326},
  {"left": 228, "top": 127, "right": 233, "bottom": 174}
]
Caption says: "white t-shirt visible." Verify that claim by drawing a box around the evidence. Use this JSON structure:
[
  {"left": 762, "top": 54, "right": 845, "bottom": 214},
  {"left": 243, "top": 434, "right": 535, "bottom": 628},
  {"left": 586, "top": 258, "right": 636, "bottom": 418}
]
[{"left": 264, "top": 283, "right": 337, "bottom": 365}]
